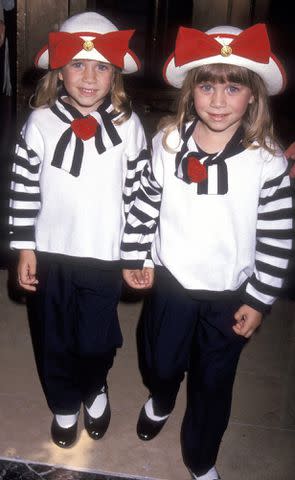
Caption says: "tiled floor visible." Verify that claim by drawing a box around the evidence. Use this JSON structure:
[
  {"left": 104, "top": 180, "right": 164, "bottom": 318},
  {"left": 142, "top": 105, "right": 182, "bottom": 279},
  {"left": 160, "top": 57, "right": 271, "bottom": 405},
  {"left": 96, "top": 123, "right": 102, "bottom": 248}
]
[
  {"left": 0, "top": 268, "right": 295, "bottom": 480},
  {"left": 0, "top": 458, "right": 143, "bottom": 479}
]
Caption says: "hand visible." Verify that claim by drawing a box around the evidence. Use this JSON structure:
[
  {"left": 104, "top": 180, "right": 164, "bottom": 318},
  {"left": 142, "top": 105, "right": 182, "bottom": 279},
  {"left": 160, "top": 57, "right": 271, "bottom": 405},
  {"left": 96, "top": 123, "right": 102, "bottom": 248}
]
[
  {"left": 0, "top": 20, "right": 5, "bottom": 48},
  {"left": 285, "top": 142, "right": 295, "bottom": 160},
  {"left": 233, "top": 304, "right": 263, "bottom": 338},
  {"left": 18, "top": 250, "right": 39, "bottom": 292},
  {"left": 285, "top": 142, "right": 295, "bottom": 179},
  {"left": 123, "top": 267, "right": 154, "bottom": 289}
]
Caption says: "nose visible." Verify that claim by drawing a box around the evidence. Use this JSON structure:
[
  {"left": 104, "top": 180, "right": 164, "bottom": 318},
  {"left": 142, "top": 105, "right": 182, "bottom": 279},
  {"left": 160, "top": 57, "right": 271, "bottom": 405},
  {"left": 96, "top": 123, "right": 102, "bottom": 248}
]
[
  {"left": 210, "top": 88, "right": 226, "bottom": 108},
  {"left": 83, "top": 64, "right": 96, "bottom": 83}
]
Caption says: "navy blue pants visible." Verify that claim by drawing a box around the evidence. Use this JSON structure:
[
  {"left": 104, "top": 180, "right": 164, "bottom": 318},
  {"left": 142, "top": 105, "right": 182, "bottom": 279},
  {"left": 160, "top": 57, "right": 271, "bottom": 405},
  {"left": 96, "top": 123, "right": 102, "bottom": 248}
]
[
  {"left": 137, "top": 267, "right": 248, "bottom": 476},
  {"left": 26, "top": 253, "right": 122, "bottom": 414}
]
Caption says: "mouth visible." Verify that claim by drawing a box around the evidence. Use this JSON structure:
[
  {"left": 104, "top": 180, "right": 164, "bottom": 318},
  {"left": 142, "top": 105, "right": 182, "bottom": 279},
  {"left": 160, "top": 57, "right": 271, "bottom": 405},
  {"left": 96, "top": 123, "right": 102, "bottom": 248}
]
[
  {"left": 79, "top": 88, "right": 98, "bottom": 96},
  {"left": 208, "top": 113, "right": 228, "bottom": 122}
]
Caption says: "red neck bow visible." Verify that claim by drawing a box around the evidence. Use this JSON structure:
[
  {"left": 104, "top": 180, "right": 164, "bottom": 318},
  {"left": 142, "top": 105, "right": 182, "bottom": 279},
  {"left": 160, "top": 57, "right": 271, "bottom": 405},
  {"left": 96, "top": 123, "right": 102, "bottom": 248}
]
[
  {"left": 48, "top": 30, "right": 135, "bottom": 69},
  {"left": 174, "top": 23, "right": 271, "bottom": 67}
]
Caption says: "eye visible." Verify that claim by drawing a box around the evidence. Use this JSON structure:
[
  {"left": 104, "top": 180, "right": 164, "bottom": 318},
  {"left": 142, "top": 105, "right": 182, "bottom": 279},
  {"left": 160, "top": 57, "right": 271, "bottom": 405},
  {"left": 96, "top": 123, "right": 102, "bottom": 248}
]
[
  {"left": 97, "top": 63, "right": 112, "bottom": 72},
  {"left": 199, "top": 83, "right": 213, "bottom": 93},
  {"left": 71, "top": 61, "right": 84, "bottom": 69},
  {"left": 227, "top": 84, "right": 240, "bottom": 94}
]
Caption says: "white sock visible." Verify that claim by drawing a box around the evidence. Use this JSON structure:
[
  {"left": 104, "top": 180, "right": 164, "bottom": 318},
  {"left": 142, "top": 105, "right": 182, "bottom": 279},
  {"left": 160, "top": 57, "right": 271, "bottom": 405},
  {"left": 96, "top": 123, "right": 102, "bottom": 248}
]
[
  {"left": 144, "top": 398, "right": 170, "bottom": 422},
  {"left": 191, "top": 466, "right": 219, "bottom": 480},
  {"left": 55, "top": 412, "right": 79, "bottom": 428},
  {"left": 85, "top": 391, "right": 107, "bottom": 418}
]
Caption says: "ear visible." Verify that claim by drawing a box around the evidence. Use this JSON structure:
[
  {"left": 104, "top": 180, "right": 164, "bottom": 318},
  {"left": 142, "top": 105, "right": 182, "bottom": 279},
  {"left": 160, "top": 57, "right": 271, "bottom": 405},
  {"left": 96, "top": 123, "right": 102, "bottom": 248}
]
[
  {"left": 248, "top": 94, "right": 254, "bottom": 104},
  {"left": 58, "top": 71, "right": 63, "bottom": 81}
]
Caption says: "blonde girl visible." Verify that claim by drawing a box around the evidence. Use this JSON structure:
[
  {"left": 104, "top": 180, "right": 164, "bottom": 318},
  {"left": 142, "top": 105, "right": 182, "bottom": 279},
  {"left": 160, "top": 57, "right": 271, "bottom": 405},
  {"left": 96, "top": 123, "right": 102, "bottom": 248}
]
[
  {"left": 121, "top": 24, "right": 293, "bottom": 480},
  {"left": 9, "top": 11, "right": 149, "bottom": 448}
]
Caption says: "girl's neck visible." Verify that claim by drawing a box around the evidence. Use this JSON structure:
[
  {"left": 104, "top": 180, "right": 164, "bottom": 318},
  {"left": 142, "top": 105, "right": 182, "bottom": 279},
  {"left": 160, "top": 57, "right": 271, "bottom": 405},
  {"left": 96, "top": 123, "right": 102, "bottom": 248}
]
[{"left": 193, "top": 120, "right": 241, "bottom": 154}]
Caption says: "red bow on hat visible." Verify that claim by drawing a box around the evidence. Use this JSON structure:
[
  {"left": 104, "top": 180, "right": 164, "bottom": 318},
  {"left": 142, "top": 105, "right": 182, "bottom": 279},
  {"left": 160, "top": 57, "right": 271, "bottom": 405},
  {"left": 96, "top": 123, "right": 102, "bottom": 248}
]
[
  {"left": 48, "top": 29, "right": 135, "bottom": 69},
  {"left": 174, "top": 23, "right": 271, "bottom": 67}
]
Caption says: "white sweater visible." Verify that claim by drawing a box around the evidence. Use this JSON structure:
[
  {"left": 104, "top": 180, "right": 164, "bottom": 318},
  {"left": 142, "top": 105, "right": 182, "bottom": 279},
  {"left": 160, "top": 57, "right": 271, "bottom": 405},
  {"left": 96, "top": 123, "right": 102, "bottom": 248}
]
[
  {"left": 121, "top": 122, "right": 293, "bottom": 312},
  {"left": 9, "top": 97, "right": 149, "bottom": 263}
]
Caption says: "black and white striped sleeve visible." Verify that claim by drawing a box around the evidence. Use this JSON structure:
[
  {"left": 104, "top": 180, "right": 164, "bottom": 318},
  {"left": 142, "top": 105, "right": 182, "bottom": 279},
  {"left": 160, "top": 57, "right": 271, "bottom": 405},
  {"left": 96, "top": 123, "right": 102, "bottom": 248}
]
[
  {"left": 123, "top": 115, "right": 150, "bottom": 218},
  {"left": 242, "top": 165, "right": 293, "bottom": 313},
  {"left": 121, "top": 158, "right": 163, "bottom": 269},
  {"left": 9, "top": 127, "right": 42, "bottom": 250}
]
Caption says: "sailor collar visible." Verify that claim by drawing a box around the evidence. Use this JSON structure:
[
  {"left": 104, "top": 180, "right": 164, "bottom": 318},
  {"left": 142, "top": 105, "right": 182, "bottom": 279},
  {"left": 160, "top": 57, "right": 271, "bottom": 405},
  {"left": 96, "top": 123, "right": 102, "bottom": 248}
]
[
  {"left": 175, "top": 118, "right": 246, "bottom": 195},
  {"left": 50, "top": 96, "right": 123, "bottom": 177}
]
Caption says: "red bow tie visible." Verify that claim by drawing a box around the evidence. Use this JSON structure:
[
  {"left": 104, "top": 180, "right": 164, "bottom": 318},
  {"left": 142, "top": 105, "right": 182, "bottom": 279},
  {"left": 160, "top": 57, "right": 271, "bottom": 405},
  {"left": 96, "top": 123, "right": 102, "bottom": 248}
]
[
  {"left": 48, "top": 30, "right": 135, "bottom": 69},
  {"left": 174, "top": 23, "right": 271, "bottom": 67}
]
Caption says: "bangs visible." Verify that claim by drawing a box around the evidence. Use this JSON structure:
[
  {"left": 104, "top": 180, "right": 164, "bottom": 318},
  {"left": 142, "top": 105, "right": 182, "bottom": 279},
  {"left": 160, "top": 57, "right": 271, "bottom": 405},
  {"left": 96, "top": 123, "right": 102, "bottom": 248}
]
[{"left": 193, "top": 63, "right": 254, "bottom": 86}]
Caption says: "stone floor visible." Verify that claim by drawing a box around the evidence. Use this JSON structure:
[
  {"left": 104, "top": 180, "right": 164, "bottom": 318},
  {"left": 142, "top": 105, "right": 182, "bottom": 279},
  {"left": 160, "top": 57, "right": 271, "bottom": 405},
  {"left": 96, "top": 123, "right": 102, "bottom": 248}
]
[
  {"left": 0, "top": 268, "right": 295, "bottom": 480},
  {"left": 0, "top": 458, "right": 143, "bottom": 479}
]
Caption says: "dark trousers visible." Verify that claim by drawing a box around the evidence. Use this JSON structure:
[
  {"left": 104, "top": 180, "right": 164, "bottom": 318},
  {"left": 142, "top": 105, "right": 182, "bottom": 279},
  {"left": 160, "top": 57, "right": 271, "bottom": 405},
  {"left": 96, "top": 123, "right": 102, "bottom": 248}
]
[
  {"left": 137, "top": 268, "right": 248, "bottom": 475},
  {"left": 26, "top": 253, "right": 122, "bottom": 414}
]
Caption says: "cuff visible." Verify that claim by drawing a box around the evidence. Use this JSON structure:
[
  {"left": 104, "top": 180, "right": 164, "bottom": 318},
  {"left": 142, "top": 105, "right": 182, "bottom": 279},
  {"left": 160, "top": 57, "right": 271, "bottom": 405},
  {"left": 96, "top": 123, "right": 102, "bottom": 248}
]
[
  {"left": 240, "top": 291, "right": 272, "bottom": 315},
  {"left": 121, "top": 259, "right": 145, "bottom": 270}
]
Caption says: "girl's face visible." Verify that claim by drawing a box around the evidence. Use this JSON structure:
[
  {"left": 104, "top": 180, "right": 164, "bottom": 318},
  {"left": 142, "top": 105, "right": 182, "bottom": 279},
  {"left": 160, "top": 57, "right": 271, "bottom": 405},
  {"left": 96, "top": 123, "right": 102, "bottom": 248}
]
[
  {"left": 58, "top": 59, "right": 114, "bottom": 115},
  {"left": 193, "top": 80, "right": 254, "bottom": 136}
]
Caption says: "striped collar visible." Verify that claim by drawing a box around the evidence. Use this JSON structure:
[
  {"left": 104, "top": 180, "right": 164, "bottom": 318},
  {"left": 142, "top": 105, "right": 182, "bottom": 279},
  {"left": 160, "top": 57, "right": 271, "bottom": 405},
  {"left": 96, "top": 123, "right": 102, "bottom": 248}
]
[
  {"left": 175, "top": 119, "right": 246, "bottom": 194},
  {"left": 50, "top": 96, "right": 123, "bottom": 177}
]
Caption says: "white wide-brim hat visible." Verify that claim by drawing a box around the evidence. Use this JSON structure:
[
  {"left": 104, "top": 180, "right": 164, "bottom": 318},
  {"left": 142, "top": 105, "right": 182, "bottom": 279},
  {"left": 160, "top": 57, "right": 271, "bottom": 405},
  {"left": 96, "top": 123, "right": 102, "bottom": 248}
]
[
  {"left": 163, "top": 24, "right": 286, "bottom": 95},
  {"left": 35, "top": 11, "right": 140, "bottom": 74}
]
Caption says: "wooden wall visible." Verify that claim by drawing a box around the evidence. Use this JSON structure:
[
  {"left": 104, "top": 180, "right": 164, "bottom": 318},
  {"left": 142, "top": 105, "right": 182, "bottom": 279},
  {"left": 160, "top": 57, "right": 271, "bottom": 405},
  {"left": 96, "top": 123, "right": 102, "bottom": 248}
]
[
  {"left": 192, "top": 0, "right": 269, "bottom": 29},
  {"left": 16, "top": 0, "right": 86, "bottom": 121}
]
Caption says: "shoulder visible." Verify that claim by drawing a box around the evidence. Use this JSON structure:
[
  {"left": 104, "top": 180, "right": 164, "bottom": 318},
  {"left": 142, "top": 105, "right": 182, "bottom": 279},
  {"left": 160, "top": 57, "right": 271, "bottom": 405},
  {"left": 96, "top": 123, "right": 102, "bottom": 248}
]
[
  {"left": 152, "top": 124, "right": 183, "bottom": 153},
  {"left": 256, "top": 143, "right": 289, "bottom": 179},
  {"left": 124, "top": 111, "right": 144, "bottom": 130},
  {"left": 23, "top": 106, "right": 51, "bottom": 132},
  {"left": 120, "top": 111, "right": 146, "bottom": 140},
  {"left": 19, "top": 107, "right": 51, "bottom": 149}
]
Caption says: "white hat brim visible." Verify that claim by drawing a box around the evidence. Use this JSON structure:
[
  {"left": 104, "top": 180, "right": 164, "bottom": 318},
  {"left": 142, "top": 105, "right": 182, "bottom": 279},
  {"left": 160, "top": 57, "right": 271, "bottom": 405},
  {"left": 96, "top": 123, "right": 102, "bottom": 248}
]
[
  {"left": 164, "top": 52, "right": 285, "bottom": 95},
  {"left": 36, "top": 47, "right": 139, "bottom": 74}
]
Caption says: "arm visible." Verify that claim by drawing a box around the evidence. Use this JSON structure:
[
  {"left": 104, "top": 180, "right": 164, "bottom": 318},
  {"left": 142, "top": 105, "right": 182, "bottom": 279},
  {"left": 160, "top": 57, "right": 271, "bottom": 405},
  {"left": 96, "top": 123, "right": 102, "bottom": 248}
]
[
  {"left": 123, "top": 115, "right": 150, "bottom": 218},
  {"left": 18, "top": 249, "right": 38, "bottom": 291},
  {"left": 121, "top": 159, "right": 162, "bottom": 268},
  {"left": 9, "top": 122, "right": 42, "bottom": 252},
  {"left": 285, "top": 142, "right": 295, "bottom": 178},
  {"left": 241, "top": 161, "right": 293, "bottom": 313},
  {"left": 121, "top": 130, "right": 163, "bottom": 268}
]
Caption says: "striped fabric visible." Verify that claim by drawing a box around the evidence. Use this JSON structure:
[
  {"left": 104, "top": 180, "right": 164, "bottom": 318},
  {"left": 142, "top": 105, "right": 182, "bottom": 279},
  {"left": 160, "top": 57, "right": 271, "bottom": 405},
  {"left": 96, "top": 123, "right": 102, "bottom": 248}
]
[
  {"left": 242, "top": 171, "right": 294, "bottom": 311},
  {"left": 121, "top": 161, "right": 161, "bottom": 266},
  {"left": 9, "top": 134, "right": 41, "bottom": 248},
  {"left": 121, "top": 128, "right": 293, "bottom": 313},
  {"left": 123, "top": 150, "right": 151, "bottom": 219}
]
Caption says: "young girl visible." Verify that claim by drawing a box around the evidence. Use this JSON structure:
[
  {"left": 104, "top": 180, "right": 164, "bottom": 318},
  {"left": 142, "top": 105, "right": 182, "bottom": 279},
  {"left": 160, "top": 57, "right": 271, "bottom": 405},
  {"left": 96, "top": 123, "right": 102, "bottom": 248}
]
[
  {"left": 121, "top": 24, "right": 293, "bottom": 480},
  {"left": 9, "top": 11, "right": 149, "bottom": 448}
]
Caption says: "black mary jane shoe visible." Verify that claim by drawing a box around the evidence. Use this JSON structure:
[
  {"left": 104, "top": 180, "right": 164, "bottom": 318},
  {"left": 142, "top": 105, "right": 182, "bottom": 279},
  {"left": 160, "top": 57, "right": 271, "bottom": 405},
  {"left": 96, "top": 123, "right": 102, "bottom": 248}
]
[
  {"left": 136, "top": 404, "right": 169, "bottom": 441},
  {"left": 51, "top": 416, "right": 78, "bottom": 448},
  {"left": 84, "top": 393, "right": 111, "bottom": 440}
]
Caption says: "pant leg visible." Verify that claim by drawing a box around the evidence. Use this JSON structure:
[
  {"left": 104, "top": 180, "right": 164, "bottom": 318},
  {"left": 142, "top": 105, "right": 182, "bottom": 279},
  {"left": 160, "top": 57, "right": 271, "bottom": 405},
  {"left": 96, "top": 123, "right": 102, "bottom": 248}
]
[
  {"left": 26, "top": 254, "right": 81, "bottom": 414},
  {"left": 181, "top": 298, "right": 248, "bottom": 475},
  {"left": 137, "top": 267, "right": 198, "bottom": 415},
  {"left": 27, "top": 254, "right": 122, "bottom": 414},
  {"left": 72, "top": 263, "right": 122, "bottom": 401}
]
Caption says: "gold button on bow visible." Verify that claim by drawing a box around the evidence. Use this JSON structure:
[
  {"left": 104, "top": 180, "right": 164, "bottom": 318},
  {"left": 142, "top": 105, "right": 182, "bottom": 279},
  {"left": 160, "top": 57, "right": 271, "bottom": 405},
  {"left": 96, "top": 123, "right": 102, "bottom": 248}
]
[
  {"left": 83, "top": 40, "right": 94, "bottom": 51},
  {"left": 220, "top": 45, "right": 232, "bottom": 57}
]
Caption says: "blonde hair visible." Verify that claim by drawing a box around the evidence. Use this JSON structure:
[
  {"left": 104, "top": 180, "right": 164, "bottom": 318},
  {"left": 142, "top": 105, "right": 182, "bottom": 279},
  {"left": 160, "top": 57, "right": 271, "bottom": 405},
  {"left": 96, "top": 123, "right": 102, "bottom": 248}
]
[
  {"left": 161, "top": 63, "right": 277, "bottom": 153},
  {"left": 31, "top": 66, "right": 131, "bottom": 124}
]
